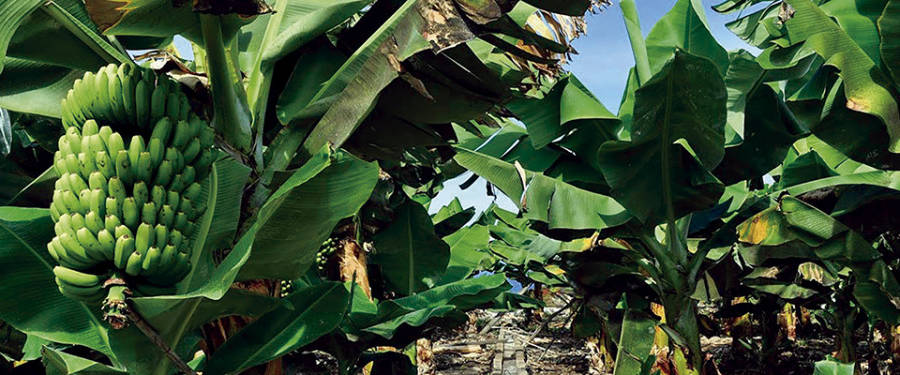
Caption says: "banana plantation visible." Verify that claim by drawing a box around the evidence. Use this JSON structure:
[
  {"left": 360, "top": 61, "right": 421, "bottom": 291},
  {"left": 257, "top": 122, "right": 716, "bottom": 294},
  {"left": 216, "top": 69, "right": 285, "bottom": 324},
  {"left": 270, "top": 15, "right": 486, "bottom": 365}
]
[{"left": 1, "top": 0, "right": 899, "bottom": 373}]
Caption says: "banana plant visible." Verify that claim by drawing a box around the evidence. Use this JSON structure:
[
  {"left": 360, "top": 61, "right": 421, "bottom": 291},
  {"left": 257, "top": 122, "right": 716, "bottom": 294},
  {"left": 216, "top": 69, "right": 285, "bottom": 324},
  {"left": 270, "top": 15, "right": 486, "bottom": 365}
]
[{"left": 0, "top": 0, "right": 597, "bottom": 373}]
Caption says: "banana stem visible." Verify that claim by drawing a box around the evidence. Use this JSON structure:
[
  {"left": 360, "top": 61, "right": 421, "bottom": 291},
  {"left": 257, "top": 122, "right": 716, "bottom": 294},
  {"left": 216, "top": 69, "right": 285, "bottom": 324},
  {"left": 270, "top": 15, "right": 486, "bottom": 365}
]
[
  {"left": 125, "top": 304, "right": 197, "bottom": 375},
  {"left": 102, "top": 275, "right": 130, "bottom": 329}
]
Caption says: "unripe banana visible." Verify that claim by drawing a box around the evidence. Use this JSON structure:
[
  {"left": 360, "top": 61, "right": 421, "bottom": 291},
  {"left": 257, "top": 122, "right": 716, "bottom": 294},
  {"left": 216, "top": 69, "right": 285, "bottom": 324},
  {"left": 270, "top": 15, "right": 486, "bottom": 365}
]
[
  {"left": 136, "top": 152, "right": 152, "bottom": 182},
  {"left": 166, "top": 191, "right": 180, "bottom": 209},
  {"left": 115, "top": 150, "right": 133, "bottom": 184},
  {"left": 98, "top": 126, "right": 113, "bottom": 149},
  {"left": 95, "top": 67, "right": 111, "bottom": 120},
  {"left": 165, "top": 147, "right": 184, "bottom": 173},
  {"left": 58, "top": 233, "right": 94, "bottom": 265},
  {"left": 154, "top": 160, "right": 174, "bottom": 187},
  {"left": 169, "top": 174, "right": 185, "bottom": 193},
  {"left": 114, "top": 224, "right": 133, "bottom": 240},
  {"left": 106, "top": 197, "right": 121, "bottom": 221},
  {"left": 95, "top": 151, "right": 115, "bottom": 178},
  {"left": 151, "top": 185, "right": 166, "bottom": 209},
  {"left": 166, "top": 91, "right": 181, "bottom": 120},
  {"left": 65, "top": 127, "right": 82, "bottom": 154},
  {"left": 88, "top": 172, "right": 108, "bottom": 194},
  {"left": 150, "top": 81, "right": 168, "bottom": 124},
  {"left": 178, "top": 96, "right": 191, "bottom": 119},
  {"left": 135, "top": 79, "right": 150, "bottom": 127},
  {"left": 174, "top": 212, "right": 188, "bottom": 232},
  {"left": 128, "top": 136, "right": 145, "bottom": 170},
  {"left": 69, "top": 213, "right": 86, "bottom": 231},
  {"left": 84, "top": 211, "right": 104, "bottom": 235},
  {"left": 108, "top": 177, "right": 127, "bottom": 201},
  {"left": 142, "top": 202, "right": 157, "bottom": 226},
  {"left": 125, "top": 250, "right": 144, "bottom": 276},
  {"left": 142, "top": 246, "right": 162, "bottom": 275},
  {"left": 82, "top": 119, "right": 99, "bottom": 137},
  {"left": 171, "top": 120, "right": 190, "bottom": 149},
  {"left": 153, "top": 224, "right": 167, "bottom": 249},
  {"left": 168, "top": 229, "right": 183, "bottom": 250},
  {"left": 105, "top": 215, "right": 121, "bottom": 234},
  {"left": 114, "top": 236, "right": 135, "bottom": 270},
  {"left": 184, "top": 183, "right": 202, "bottom": 203},
  {"left": 148, "top": 138, "right": 163, "bottom": 169},
  {"left": 89, "top": 189, "right": 106, "bottom": 217},
  {"left": 64, "top": 154, "right": 80, "bottom": 176},
  {"left": 151, "top": 117, "right": 173, "bottom": 144},
  {"left": 122, "top": 198, "right": 139, "bottom": 228},
  {"left": 76, "top": 227, "right": 105, "bottom": 262},
  {"left": 56, "top": 279, "right": 104, "bottom": 301},
  {"left": 53, "top": 266, "right": 103, "bottom": 287},
  {"left": 182, "top": 167, "right": 196, "bottom": 190},
  {"left": 97, "top": 229, "right": 116, "bottom": 260},
  {"left": 50, "top": 238, "right": 91, "bottom": 270},
  {"left": 106, "top": 66, "right": 127, "bottom": 125},
  {"left": 158, "top": 205, "right": 175, "bottom": 228},
  {"left": 78, "top": 152, "right": 96, "bottom": 178},
  {"left": 61, "top": 190, "right": 83, "bottom": 213},
  {"left": 118, "top": 64, "right": 136, "bottom": 123},
  {"left": 107, "top": 132, "right": 125, "bottom": 158},
  {"left": 49, "top": 203, "right": 62, "bottom": 222},
  {"left": 135, "top": 223, "right": 153, "bottom": 254},
  {"left": 182, "top": 139, "right": 201, "bottom": 164},
  {"left": 133, "top": 182, "right": 149, "bottom": 209}
]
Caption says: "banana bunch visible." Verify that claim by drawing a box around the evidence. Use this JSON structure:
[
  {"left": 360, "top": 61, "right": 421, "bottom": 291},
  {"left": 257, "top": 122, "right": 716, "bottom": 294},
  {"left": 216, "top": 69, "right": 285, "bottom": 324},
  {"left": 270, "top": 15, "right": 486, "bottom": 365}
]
[
  {"left": 316, "top": 238, "right": 338, "bottom": 273},
  {"left": 60, "top": 64, "right": 193, "bottom": 133},
  {"left": 48, "top": 64, "right": 217, "bottom": 326}
]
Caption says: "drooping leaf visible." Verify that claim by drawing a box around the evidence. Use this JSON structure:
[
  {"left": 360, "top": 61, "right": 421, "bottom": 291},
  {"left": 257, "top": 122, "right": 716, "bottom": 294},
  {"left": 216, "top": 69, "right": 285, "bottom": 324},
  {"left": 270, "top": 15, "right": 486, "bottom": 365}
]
[
  {"left": 813, "top": 357, "right": 856, "bottom": 375},
  {"left": 372, "top": 199, "right": 450, "bottom": 295},
  {"left": 42, "top": 346, "right": 127, "bottom": 375},
  {"left": 454, "top": 147, "right": 630, "bottom": 230},
  {"left": 0, "top": 207, "right": 116, "bottom": 359},
  {"left": 881, "top": 0, "right": 900, "bottom": 85},
  {"left": 204, "top": 282, "right": 350, "bottom": 375},
  {"left": 239, "top": 149, "right": 379, "bottom": 280},
  {"left": 506, "top": 74, "right": 617, "bottom": 149},
  {"left": 782, "top": 0, "right": 900, "bottom": 152},
  {"left": 435, "top": 225, "right": 491, "bottom": 285},
  {"left": 0, "top": 0, "right": 43, "bottom": 75},
  {"left": 645, "top": 0, "right": 730, "bottom": 75},
  {"left": 597, "top": 50, "right": 727, "bottom": 224}
]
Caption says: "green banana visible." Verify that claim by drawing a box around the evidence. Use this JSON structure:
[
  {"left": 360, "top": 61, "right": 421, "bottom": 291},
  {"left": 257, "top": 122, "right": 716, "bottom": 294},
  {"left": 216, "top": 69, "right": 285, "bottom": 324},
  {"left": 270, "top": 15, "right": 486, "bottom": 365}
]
[
  {"left": 135, "top": 79, "right": 150, "bottom": 127},
  {"left": 122, "top": 198, "right": 139, "bottom": 228},
  {"left": 151, "top": 185, "right": 166, "bottom": 209},
  {"left": 136, "top": 152, "right": 153, "bottom": 182},
  {"left": 135, "top": 223, "right": 153, "bottom": 254},
  {"left": 76, "top": 227, "right": 106, "bottom": 262},
  {"left": 150, "top": 117, "right": 172, "bottom": 145},
  {"left": 84, "top": 211, "right": 104, "bottom": 235},
  {"left": 97, "top": 229, "right": 116, "bottom": 260},
  {"left": 105, "top": 214, "right": 121, "bottom": 234},
  {"left": 148, "top": 138, "right": 163, "bottom": 169},
  {"left": 114, "top": 235, "right": 135, "bottom": 270},
  {"left": 128, "top": 136, "right": 145, "bottom": 170},
  {"left": 158, "top": 205, "right": 175, "bottom": 228},
  {"left": 142, "top": 202, "right": 157, "bottom": 226},
  {"left": 125, "top": 250, "right": 144, "bottom": 276},
  {"left": 88, "top": 172, "right": 108, "bottom": 193},
  {"left": 53, "top": 266, "right": 103, "bottom": 287},
  {"left": 115, "top": 150, "right": 134, "bottom": 184},
  {"left": 141, "top": 246, "right": 162, "bottom": 275},
  {"left": 133, "top": 182, "right": 149, "bottom": 208},
  {"left": 95, "top": 151, "right": 115, "bottom": 178},
  {"left": 155, "top": 160, "right": 174, "bottom": 188},
  {"left": 150, "top": 80, "right": 168, "bottom": 124},
  {"left": 106, "top": 198, "right": 121, "bottom": 222}
]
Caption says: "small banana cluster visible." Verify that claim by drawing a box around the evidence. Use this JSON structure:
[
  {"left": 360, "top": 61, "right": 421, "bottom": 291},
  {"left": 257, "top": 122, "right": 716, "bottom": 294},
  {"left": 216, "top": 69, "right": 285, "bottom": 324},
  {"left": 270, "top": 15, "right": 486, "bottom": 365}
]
[
  {"left": 279, "top": 280, "right": 294, "bottom": 298},
  {"left": 48, "top": 64, "right": 216, "bottom": 327},
  {"left": 60, "top": 64, "right": 193, "bottom": 133},
  {"left": 316, "top": 238, "right": 339, "bottom": 273}
]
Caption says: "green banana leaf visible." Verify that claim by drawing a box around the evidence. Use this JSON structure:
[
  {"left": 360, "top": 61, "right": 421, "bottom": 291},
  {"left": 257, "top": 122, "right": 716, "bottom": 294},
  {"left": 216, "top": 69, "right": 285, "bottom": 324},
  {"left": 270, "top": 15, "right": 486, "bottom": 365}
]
[
  {"left": 881, "top": 1, "right": 900, "bottom": 85},
  {"left": 204, "top": 282, "right": 350, "bottom": 375},
  {"left": 81, "top": 0, "right": 252, "bottom": 43},
  {"left": 782, "top": 0, "right": 900, "bottom": 153},
  {"left": 597, "top": 50, "right": 727, "bottom": 224},
  {"left": 0, "top": 0, "right": 45, "bottom": 74},
  {"left": 813, "top": 357, "right": 856, "bottom": 375},
  {"left": 239, "top": 149, "right": 378, "bottom": 280},
  {"left": 434, "top": 225, "right": 491, "bottom": 285},
  {"left": 454, "top": 147, "right": 630, "bottom": 230},
  {"left": 506, "top": 74, "right": 618, "bottom": 150},
  {"left": 613, "top": 310, "right": 657, "bottom": 375},
  {"left": 42, "top": 346, "right": 127, "bottom": 375},
  {"left": 713, "top": 51, "right": 808, "bottom": 185},
  {"left": 371, "top": 199, "right": 451, "bottom": 295},
  {"left": 0, "top": 207, "right": 117, "bottom": 360},
  {"left": 645, "top": 0, "right": 729, "bottom": 75}
]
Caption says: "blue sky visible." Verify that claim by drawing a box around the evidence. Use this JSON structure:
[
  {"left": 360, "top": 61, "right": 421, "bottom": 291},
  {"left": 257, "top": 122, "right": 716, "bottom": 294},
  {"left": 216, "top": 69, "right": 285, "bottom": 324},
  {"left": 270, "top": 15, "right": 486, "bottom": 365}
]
[{"left": 568, "top": 0, "right": 757, "bottom": 112}]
